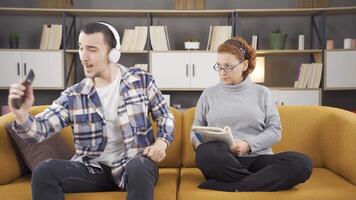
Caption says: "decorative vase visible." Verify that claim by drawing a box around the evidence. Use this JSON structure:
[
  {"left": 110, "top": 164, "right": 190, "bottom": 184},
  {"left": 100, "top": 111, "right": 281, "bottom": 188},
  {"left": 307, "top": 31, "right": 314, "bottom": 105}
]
[
  {"left": 268, "top": 33, "right": 288, "bottom": 50},
  {"left": 9, "top": 39, "right": 19, "bottom": 49}
]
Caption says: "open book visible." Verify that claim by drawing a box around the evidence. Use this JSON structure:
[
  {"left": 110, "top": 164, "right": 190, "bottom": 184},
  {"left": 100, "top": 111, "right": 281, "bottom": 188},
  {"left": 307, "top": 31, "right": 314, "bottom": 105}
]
[{"left": 192, "top": 125, "right": 234, "bottom": 146}]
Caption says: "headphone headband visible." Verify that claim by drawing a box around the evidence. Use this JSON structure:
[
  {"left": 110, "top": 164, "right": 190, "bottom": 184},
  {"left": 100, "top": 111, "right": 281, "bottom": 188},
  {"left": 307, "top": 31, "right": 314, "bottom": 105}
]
[{"left": 97, "top": 21, "right": 121, "bottom": 50}]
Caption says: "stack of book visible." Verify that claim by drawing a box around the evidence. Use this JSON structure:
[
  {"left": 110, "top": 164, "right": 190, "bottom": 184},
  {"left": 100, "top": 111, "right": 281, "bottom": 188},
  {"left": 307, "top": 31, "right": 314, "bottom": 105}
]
[
  {"left": 39, "top": 24, "right": 62, "bottom": 50},
  {"left": 120, "top": 26, "right": 148, "bottom": 51},
  {"left": 149, "top": 26, "right": 170, "bottom": 51},
  {"left": 206, "top": 26, "right": 232, "bottom": 51},
  {"left": 294, "top": 63, "right": 323, "bottom": 88}
]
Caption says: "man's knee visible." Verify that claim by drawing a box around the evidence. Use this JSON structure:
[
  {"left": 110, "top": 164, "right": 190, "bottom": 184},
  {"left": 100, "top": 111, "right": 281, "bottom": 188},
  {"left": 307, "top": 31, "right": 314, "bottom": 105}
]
[
  {"left": 32, "top": 159, "right": 59, "bottom": 184},
  {"left": 126, "top": 156, "right": 158, "bottom": 183}
]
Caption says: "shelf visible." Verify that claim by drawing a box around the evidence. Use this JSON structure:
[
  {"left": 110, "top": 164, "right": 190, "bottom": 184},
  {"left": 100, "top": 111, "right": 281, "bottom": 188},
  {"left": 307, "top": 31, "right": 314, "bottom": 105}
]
[
  {"left": 66, "top": 9, "right": 149, "bottom": 17},
  {"left": 151, "top": 50, "right": 217, "bottom": 53},
  {"left": 0, "top": 48, "right": 62, "bottom": 52},
  {"left": 160, "top": 88, "right": 206, "bottom": 91},
  {"left": 256, "top": 49, "right": 322, "bottom": 55},
  {"left": 236, "top": 6, "right": 356, "bottom": 17},
  {"left": 0, "top": 7, "right": 64, "bottom": 16},
  {"left": 325, "top": 48, "right": 356, "bottom": 52},
  {"left": 0, "top": 7, "right": 233, "bottom": 17},
  {"left": 65, "top": 49, "right": 148, "bottom": 53},
  {"left": 160, "top": 87, "right": 322, "bottom": 91},
  {"left": 149, "top": 10, "right": 234, "bottom": 17},
  {"left": 1, "top": 6, "right": 355, "bottom": 17},
  {"left": 268, "top": 87, "right": 322, "bottom": 90}
]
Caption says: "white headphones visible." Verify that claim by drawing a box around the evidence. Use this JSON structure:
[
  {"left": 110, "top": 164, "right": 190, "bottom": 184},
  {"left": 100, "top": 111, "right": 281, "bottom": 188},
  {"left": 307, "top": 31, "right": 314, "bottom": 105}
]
[{"left": 97, "top": 22, "right": 121, "bottom": 63}]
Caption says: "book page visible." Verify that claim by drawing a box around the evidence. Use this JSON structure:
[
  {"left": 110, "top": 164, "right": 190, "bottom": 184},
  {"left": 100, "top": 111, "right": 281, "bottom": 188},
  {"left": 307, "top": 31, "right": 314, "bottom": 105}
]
[{"left": 192, "top": 125, "right": 234, "bottom": 146}]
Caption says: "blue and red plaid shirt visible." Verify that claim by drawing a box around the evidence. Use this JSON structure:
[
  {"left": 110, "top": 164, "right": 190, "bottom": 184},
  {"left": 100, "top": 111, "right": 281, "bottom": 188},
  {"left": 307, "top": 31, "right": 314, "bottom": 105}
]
[{"left": 13, "top": 65, "right": 175, "bottom": 189}]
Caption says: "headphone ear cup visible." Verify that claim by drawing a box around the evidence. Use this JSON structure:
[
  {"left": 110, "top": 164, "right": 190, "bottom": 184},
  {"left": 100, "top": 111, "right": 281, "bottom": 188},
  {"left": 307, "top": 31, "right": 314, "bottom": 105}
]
[{"left": 108, "top": 48, "right": 121, "bottom": 63}]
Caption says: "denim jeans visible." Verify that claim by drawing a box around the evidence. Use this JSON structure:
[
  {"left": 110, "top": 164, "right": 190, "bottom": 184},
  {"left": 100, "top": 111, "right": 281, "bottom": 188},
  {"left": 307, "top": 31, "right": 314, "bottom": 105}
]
[{"left": 31, "top": 156, "right": 158, "bottom": 200}]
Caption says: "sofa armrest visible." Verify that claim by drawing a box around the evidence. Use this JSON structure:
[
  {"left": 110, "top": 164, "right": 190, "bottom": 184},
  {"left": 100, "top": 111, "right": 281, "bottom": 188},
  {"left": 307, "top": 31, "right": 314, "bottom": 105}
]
[
  {"left": 320, "top": 107, "right": 356, "bottom": 186},
  {"left": 0, "top": 113, "right": 25, "bottom": 185}
]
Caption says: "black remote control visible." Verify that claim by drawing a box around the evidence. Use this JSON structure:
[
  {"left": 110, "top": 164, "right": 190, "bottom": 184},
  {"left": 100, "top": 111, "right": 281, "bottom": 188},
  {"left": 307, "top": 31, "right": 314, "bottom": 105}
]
[{"left": 12, "top": 69, "right": 35, "bottom": 109}]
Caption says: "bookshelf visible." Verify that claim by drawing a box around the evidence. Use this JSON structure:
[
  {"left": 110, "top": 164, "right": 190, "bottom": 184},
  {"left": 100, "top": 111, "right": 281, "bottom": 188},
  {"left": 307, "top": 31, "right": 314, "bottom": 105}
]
[{"left": 1, "top": 6, "right": 355, "bottom": 107}]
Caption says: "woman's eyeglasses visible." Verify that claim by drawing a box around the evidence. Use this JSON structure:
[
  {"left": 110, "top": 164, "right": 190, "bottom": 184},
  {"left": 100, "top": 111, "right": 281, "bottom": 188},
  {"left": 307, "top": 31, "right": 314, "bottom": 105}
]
[{"left": 212, "top": 61, "right": 244, "bottom": 73}]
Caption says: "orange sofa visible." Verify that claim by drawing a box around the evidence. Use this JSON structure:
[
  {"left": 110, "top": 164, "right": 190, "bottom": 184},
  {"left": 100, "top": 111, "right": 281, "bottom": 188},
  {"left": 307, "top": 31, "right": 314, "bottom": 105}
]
[{"left": 1, "top": 105, "right": 356, "bottom": 200}]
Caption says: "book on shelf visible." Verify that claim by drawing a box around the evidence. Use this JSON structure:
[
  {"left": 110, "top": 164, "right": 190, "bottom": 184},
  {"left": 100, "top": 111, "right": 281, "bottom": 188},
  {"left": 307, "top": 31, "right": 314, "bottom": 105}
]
[
  {"left": 294, "top": 63, "right": 323, "bottom": 88},
  {"left": 120, "top": 29, "right": 132, "bottom": 51},
  {"left": 149, "top": 26, "right": 170, "bottom": 51},
  {"left": 39, "top": 24, "right": 62, "bottom": 50},
  {"left": 206, "top": 26, "right": 213, "bottom": 50},
  {"left": 120, "top": 26, "right": 148, "bottom": 51},
  {"left": 192, "top": 125, "right": 234, "bottom": 146},
  {"left": 206, "top": 26, "right": 232, "bottom": 51}
]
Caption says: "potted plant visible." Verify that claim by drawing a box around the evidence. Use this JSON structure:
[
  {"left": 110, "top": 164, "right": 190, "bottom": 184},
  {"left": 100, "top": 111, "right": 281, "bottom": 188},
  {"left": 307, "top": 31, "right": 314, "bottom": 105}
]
[
  {"left": 184, "top": 36, "right": 200, "bottom": 50},
  {"left": 268, "top": 26, "right": 287, "bottom": 50},
  {"left": 7, "top": 32, "right": 20, "bottom": 49}
]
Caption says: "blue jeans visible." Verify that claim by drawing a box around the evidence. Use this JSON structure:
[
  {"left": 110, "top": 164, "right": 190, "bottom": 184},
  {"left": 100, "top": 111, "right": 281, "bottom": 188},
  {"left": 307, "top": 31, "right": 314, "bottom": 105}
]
[{"left": 31, "top": 156, "right": 158, "bottom": 200}]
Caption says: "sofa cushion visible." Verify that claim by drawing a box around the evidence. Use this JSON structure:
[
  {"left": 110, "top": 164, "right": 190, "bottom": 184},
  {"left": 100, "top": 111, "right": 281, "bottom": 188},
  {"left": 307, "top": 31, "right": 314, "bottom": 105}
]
[
  {"left": 182, "top": 106, "right": 326, "bottom": 168},
  {"left": 0, "top": 168, "right": 179, "bottom": 200},
  {"left": 5, "top": 123, "right": 75, "bottom": 171},
  {"left": 154, "top": 107, "right": 182, "bottom": 168},
  {"left": 178, "top": 168, "right": 356, "bottom": 200},
  {"left": 182, "top": 107, "right": 196, "bottom": 167}
]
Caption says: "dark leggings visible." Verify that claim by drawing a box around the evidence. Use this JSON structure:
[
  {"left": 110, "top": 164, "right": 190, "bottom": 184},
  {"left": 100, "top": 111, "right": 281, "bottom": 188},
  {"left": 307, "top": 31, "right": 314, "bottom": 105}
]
[{"left": 196, "top": 141, "right": 313, "bottom": 192}]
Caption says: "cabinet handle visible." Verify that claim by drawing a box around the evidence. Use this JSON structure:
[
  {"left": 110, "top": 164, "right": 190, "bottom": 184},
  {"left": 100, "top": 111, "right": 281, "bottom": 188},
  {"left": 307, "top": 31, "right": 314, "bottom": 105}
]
[
  {"left": 281, "top": 101, "right": 285, "bottom": 106},
  {"left": 17, "top": 63, "right": 20, "bottom": 76},
  {"left": 192, "top": 64, "right": 195, "bottom": 77},
  {"left": 24, "top": 63, "right": 27, "bottom": 75},
  {"left": 186, "top": 64, "right": 189, "bottom": 77}
]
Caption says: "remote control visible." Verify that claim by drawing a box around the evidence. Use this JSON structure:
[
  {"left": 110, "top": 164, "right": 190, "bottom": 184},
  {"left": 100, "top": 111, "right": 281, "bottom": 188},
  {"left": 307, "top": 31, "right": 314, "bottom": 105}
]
[{"left": 12, "top": 69, "right": 35, "bottom": 109}]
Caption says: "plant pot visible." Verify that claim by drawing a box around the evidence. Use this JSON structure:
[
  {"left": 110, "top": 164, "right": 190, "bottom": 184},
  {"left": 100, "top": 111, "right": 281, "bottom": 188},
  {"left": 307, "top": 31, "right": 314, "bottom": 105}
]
[
  {"left": 9, "top": 40, "right": 19, "bottom": 49},
  {"left": 268, "top": 33, "right": 288, "bottom": 50},
  {"left": 184, "top": 41, "right": 200, "bottom": 50}
]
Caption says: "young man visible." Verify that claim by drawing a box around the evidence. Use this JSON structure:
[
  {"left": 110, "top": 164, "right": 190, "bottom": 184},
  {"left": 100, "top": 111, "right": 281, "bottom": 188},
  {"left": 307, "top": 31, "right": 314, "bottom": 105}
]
[{"left": 8, "top": 22, "right": 174, "bottom": 200}]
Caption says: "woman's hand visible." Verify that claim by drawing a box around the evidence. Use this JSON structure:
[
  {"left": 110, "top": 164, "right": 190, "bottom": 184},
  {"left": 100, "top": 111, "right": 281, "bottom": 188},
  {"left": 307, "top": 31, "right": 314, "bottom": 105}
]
[{"left": 230, "top": 139, "right": 251, "bottom": 156}]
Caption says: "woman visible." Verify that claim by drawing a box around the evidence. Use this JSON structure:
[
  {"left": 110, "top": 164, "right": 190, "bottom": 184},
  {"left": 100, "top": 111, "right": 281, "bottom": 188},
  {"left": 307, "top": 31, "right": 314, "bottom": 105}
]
[{"left": 191, "top": 36, "right": 312, "bottom": 192}]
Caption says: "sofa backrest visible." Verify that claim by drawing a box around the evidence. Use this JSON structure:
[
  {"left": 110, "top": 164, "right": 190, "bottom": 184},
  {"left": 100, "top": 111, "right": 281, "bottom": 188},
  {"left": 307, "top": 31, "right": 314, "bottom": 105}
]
[
  {"left": 0, "top": 105, "right": 182, "bottom": 183},
  {"left": 182, "top": 107, "right": 196, "bottom": 167},
  {"left": 47, "top": 105, "right": 183, "bottom": 168},
  {"left": 154, "top": 108, "right": 182, "bottom": 167},
  {"left": 318, "top": 107, "right": 356, "bottom": 185},
  {"left": 181, "top": 106, "right": 328, "bottom": 168}
]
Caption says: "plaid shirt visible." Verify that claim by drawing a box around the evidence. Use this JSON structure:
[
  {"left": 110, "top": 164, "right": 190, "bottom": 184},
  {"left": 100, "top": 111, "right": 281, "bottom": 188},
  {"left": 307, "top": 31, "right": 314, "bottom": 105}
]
[{"left": 13, "top": 65, "right": 175, "bottom": 189}]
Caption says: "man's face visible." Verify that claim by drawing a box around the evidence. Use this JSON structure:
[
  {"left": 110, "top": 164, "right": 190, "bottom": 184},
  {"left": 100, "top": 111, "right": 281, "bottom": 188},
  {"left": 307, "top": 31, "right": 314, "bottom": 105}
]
[{"left": 78, "top": 32, "right": 111, "bottom": 78}]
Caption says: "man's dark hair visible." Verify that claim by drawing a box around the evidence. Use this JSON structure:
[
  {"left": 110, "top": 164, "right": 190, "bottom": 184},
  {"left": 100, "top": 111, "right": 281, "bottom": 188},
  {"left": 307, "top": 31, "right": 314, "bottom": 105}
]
[{"left": 80, "top": 22, "right": 116, "bottom": 49}]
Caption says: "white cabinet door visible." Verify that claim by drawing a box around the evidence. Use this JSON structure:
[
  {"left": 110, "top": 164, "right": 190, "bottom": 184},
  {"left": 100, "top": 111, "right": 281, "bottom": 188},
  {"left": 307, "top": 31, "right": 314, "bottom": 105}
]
[
  {"left": 278, "top": 90, "right": 320, "bottom": 105},
  {"left": 22, "top": 51, "right": 63, "bottom": 89},
  {"left": 0, "top": 51, "right": 22, "bottom": 88},
  {"left": 151, "top": 52, "right": 190, "bottom": 88},
  {"left": 190, "top": 52, "right": 220, "bottom": 88}
]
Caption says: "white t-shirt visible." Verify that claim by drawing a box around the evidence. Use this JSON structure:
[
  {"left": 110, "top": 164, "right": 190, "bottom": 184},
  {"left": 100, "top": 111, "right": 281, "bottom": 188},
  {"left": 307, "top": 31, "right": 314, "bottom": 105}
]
[{"left": 93, "top": 70, "right": 124, "bottom": 167}]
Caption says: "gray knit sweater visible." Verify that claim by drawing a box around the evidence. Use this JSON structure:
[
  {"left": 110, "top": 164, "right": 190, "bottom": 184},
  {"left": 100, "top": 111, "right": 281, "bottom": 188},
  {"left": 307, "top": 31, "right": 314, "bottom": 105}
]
[{"left": 191, "top": 76, "right": 282, "bottom": 157}]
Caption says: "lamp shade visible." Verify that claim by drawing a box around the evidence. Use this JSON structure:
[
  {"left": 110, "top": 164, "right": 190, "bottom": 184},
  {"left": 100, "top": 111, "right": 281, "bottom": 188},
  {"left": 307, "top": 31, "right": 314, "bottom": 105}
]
[{"left": 251, "top": 56, "right": 265, "bottom": 82}]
